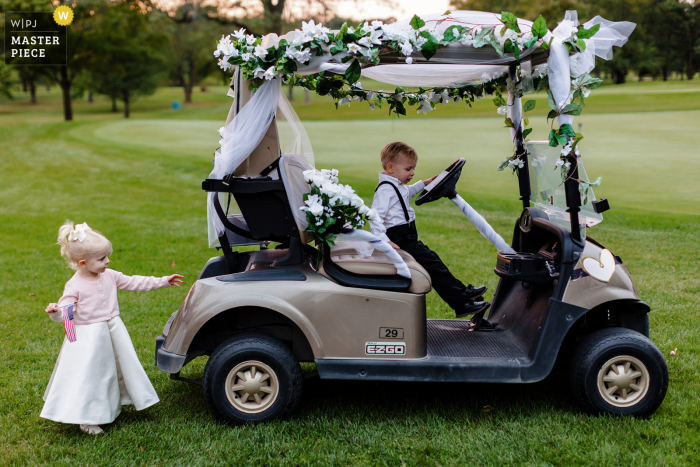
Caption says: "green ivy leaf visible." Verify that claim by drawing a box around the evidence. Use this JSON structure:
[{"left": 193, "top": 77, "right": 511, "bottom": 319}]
[
  {"left": 490, "top": 34, "right": 504, "bottom": 55},
  {"left": 493, "top": 95, "right": 507, "bottom": 107},
  {"left": 337, "top": 22, "right": 348, "bottom": 41},
  {"left": 536, "top": 76, "right": 549, "bottom": 92},
  {"left": 523, "top": 128, "right": 533, "bottom": 139},
  {"left": 473, "top": 26, "right": 493, "bottom": 48},
  {"left": 561, "top": 103, "right": 582, "bottom": 115},
  {"left": 549, "top": 129, "right": 558, "bottom": 147},
  {"left": 410, "top": 15, "right": 425, "bottom": 30},
  {"left": 532, "top": 15, "right": 547, "bottom": 39},
  {"left": 524, "top": 37, "right": 538, "bottom": 49},
  {"left": 524, "top": 117, "right": 529, "bottom": 125},
  {"left": 443, "top": 25, "right": 464, "bottom": 42},
  {"left": 504, "top": 117, "right": 515, "bottom": 128},
  {"left": 500, "top": 11, "right": 520, "bottom": 33},
  {"left": 576, "top": 38, "right": 586, "bottom": 52},
  {"left": 559, "top": 123, "right": 576, "bottom": 137},
  {"left": 547, "top": 88, "right": 558, "bottom": 111},
  {"left": 577, "top": 23, "right": 600, "bottom": 40},
  {"left": 556, "top": 134, "right": 568, "bottom": 146},
  {"left": 523, "top": 100, "right": 536, "bottom": 112}
]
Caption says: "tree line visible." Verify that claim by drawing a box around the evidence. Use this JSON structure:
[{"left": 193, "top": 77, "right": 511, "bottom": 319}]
[
  {"left": 0, "top": 0, "right": 347, "bottom": 119},
  {"left": 1, "top": 0, "right": 697, "bottom": 120},
  {"left": 451, "top": 0, "right": 700, "bottom": 83}
]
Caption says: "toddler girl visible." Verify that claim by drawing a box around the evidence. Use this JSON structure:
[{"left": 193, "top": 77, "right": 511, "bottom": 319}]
[{"left": 42, "top": 221, "right": 183, "bottom": 434}]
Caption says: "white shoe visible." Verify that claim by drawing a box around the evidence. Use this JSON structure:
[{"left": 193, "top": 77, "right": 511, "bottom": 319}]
[{"left": 80, "top": 424, "right": 103, "bottom": 434}]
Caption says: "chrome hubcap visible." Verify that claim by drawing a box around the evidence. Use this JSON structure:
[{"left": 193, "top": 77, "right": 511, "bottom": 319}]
[
  {"left": 596, "top": 355, "right": 650, "bottom": 408},
  {"left": 225, "top": 360, "right": 279, "bottom": 414}
]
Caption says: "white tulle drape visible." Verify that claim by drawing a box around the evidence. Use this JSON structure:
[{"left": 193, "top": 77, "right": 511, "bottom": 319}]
[
  {"left": 451, "top": 195, "right": 515, "bottom": 253},
  {"left": 336, "top": 230, "right": 412, "bottom": 278},
  {"left": 545, "top": 11, "right": 635, "bottom": 127}
]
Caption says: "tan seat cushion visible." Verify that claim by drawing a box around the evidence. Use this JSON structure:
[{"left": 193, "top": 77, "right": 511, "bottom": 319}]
[{"left": 322, "top": 244, "right": 432, "bottom": 294}]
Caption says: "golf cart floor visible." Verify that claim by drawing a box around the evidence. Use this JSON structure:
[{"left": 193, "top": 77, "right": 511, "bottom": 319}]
[{"left": 426, "top": 319, "right": 527, "bottom": 359}]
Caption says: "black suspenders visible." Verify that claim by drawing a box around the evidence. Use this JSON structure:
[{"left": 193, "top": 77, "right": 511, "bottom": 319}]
[{"left": 375, "top": 181, "right": 410, "bottom": 223}]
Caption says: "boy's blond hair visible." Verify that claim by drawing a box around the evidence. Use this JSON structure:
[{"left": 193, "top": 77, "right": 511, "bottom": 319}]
[{"left": 380, "top": 142, "right": 417, "bottom": 170}]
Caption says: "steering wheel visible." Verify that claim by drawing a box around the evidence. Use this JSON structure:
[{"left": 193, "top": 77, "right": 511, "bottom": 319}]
[{"left": 415, "top": 158, "right": 465, "bottom": 206}]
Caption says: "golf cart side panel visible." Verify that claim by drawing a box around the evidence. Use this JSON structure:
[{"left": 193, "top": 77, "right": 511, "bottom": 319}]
[
  {"left": 562, "top": 241, "right": 641, "bottom": 309},
  {"left": 162, "top": 267, "right": 427, "bottom": 364}
]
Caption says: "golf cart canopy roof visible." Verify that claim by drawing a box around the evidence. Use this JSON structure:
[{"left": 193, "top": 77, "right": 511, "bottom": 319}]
[{"left": 270, "top": 11, "right": 547, "bottom": 88}]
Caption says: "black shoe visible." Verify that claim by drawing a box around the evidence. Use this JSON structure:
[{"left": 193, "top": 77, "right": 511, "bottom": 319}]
[
  {"left": 467, "top": 308, "right": 501, "bottom": 332},
  {"left": 455, "top": 300, "right": 490, "bottom": 319},
  {"left": 465, "top": 284, "right": 487, "bottom": 300}
]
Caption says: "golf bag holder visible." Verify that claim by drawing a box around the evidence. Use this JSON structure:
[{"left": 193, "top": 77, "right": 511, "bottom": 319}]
[{"left": 203, "top": 176, "right": 305, "bottom": 273}]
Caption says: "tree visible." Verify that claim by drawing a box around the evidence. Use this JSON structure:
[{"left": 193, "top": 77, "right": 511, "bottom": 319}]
[
  {"left": 660, "top": 0, "right": 700, "bottom": 79},
  {"left": 35, "top": 0, "right": 103, "bottom": 121},
  {"left": 0, "top": 61, "right": 13, "bottom": 99},
  {"left": 84, "top": 1, "right": 166, "bottom": 117},
  {"left": 167, "top": 0, "right": 221, "bottom": 103}
]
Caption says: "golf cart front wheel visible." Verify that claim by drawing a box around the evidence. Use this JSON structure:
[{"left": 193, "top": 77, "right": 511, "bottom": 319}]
[
  {"left": 569, "top": 327, "right": 668, "bottom": 417},
  {"left": 203, "top": 333, "right": 302, "bottom": 424}
]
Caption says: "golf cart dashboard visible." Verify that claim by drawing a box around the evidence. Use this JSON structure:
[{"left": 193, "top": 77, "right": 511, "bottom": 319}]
[{"left": 495, "top": 208, "right": 577, "bottom": 284}]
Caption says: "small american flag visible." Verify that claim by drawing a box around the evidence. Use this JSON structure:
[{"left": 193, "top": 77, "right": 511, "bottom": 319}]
[{"left": 61, "top": 302, "right": 77, "bottom": 343}]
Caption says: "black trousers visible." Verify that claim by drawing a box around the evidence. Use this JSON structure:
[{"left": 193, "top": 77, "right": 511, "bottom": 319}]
[{"left": 387, "top": 221, "right": 473, "bottom": 311}]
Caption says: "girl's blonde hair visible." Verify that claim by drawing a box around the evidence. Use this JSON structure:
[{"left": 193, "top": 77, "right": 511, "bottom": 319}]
[{"left": 57, "top": 220, "right": 112, "bottom": 270}]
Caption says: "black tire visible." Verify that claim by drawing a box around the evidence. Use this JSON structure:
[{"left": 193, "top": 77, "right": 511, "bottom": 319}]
[
  {"left": 569, "top": 327, "right": 668, "bottom": 417},
  {"left": 203, "top": 333, "right": 302, "bottom": 425}
]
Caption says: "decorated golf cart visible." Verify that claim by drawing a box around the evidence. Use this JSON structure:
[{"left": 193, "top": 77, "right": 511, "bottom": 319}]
[{"left": 154, "top": 10, "right": 668, "bottom": 424}]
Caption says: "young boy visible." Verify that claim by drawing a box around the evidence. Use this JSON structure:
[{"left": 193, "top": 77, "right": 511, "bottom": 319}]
[{"left": 369, "top": 141, "right": 490, "bottom": 320}]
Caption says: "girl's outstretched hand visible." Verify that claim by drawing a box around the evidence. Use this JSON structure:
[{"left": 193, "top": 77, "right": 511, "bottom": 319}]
[
  {"left": 167, "top": 274, "right": 184, "bottom": 287},
  {"left": 45, "top": 303, "right": 59, "bottom": 313}
]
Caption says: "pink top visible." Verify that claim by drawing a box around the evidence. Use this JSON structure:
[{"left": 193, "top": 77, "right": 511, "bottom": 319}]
[{"left": 52, "top": 269, "right": 170, "bottom": 325}]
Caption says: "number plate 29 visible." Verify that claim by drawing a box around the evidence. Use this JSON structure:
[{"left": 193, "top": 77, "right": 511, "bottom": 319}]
[
  {"left": 379, "top": 327, "right": 404, "bottom": 339},
  {"left": 365, "top": 342, "right": 406, "bottom": 355}
]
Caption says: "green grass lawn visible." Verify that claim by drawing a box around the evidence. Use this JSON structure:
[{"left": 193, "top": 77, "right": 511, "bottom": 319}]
[{"left": 1, "top": 81, "right": 699, "bottom": 465}]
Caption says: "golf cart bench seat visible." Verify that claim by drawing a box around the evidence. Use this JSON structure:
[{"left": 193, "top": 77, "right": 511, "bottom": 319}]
[{"left": 319, "top": 244, "right": 431, "bottom": 294}]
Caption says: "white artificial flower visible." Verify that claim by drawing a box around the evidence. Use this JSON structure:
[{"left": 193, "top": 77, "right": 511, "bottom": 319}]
[
  {"left": 241, "top": 53, "right": 252, "bottom": 62},
  {"left": 358, "top": 36, "right": 372, "bottom": 48},
  {"left": 564, "top": 161, "right": 572, "bottom": 169},
  {"left": 441, "top": 89, "right": 449, "bottom": 105},
  {"left": 502, "top": 28, "right": 518, "bottom": 43},
  {"left": 338, "top": 96, "right": 351, "bottom": 106},
  {"left": 400, "top": 40, "right": 413, "bottom": 56},
  {"left": 338, "top": 184, "right": 355, "bottom": 204},
  {"left": 555, "top": 159, "right": 565, "bottom": 167},
  {"left": 347, "top": 43, "right": 362, "bottom": 53},
  {"left": 369, "top": 103, "right": 376, "bottom": 110},
  {"left": 284, "top": 46, "right": 296, "bottom": 59},
  {"left": 481, "top": 72, "right": 492, "bottom": 83},
  {"left": 331, "top": 176, "right": 339, "bottom": 183},
  {"left": 370, "top": 20, "right": 384, "bottom": 30},
  {"left": 365, "top": 208, "right": 379, "bottom": 220},
  {"left": 308, "top": 203, "right": 324, "bottom": 216},
  {"left": 366, "top": 91, "right": 374, "bottom": 100},
  {"left": 471, "top": 25, "right": 482, "bottom": 36},
  {"left": 232, "top": 29, "right": 246, "bottom": 41},
  {"left": 350, "top": 194, "right": 364, "bottom": 207},
  {"left": 254, "top": 44, "right": 268, "bottom": 58},
  {"left": 320, "top": 181, "right": 341, "bottom": 198},
  {"left": 294, "top": 48, "right": 312, "bottom": 63},
  {"left": 358, "top": 205, "right": 369, "bottom": 215},
  {"left": 460, "top": 35, "right": 474, "bottom": 46},
  {"left": 303, "top": 169, "right": 316, "bottom": 183},
  {"left": 497, "top": 105, "right": 507, "bottom": 115},
  {"left": 246, "top": 34, "right": 257, "bottom": 45},
  {"left": 304, "top": 194, "right": 321, "bottom": 207},
  {"left": 218, "top": 58, "right": 233, "bottom": 71},
  {"left": 418, "top": 99, "right": 433, "bottom": 115},
  {"left": 406, "top": 57, "right": 413, "bottom": 64},
  {"left": 428, "top": 28, "right": 444, "bottom": 43},
  {"left": 330, "top": 169, "right": 339, "bottom": 177},
  {"left": 216, "top": 35, "right": 235, "bottom": 56},
  {"left": 312, "top": 175, "right": 325, "bottom": 187},
  {"left": 347, "top": 26, "right": 356, "bottom": 34},
  {"left": 263, "top": 66, "right": 276, "bottom": 80},
  {"left": 253, "top": 67, "right": 265, "bottom": 79},
  {"left": 521, "top": 32, "right": 534, "bottom": 46}
]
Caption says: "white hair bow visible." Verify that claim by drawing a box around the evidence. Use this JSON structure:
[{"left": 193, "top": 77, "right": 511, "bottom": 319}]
[{"left": 68, "top": 223, "right": 92, "bottom": 242}]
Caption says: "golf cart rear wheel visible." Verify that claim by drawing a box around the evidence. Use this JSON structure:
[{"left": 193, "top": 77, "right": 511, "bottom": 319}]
[
  {"left": 203, "top": 334, "right": 302, "bottom": 424},
  {"left": 569, "top": 328, "right": 668, "bottom": 417}
]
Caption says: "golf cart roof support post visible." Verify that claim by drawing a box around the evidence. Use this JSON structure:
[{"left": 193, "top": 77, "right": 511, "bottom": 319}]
[
  {"left": 564, "top": 155, "right": 582, "bottom": 242},
  {"left": 509, "top": 63, "right": 531, "bottom": 210}
]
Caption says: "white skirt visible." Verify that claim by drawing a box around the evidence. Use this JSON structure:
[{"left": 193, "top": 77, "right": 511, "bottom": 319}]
[{"left": 40, "top": 316, "right": 159, "bottom": 425}]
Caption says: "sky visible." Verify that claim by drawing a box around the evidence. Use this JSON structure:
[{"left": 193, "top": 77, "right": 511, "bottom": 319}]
[{"left": 334, "top": 0, "right": 452, "bottom": 21}]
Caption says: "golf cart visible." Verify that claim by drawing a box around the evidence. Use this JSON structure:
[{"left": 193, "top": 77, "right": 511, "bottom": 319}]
[{"left": 155, "top": 11, "right": 668, "bottom": 424}]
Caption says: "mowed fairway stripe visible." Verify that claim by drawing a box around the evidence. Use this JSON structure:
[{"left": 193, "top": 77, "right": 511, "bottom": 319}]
[{"left": 86, "top": 110, "right": 700, "bottom": 215}]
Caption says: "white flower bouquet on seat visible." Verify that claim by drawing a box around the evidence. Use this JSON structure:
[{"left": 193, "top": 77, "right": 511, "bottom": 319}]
[{"left": 301, "top": 169, "right": 378, "bottom": 249}]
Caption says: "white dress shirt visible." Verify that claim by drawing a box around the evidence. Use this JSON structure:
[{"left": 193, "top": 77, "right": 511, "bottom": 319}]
[{"left": 369, "top": 172, "right": 425, "bottom": 243}]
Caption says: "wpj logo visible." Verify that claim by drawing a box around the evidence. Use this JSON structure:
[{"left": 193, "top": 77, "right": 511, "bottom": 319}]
[{"left": 3, "top": 10, "right": 68, "bottom": 65}]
